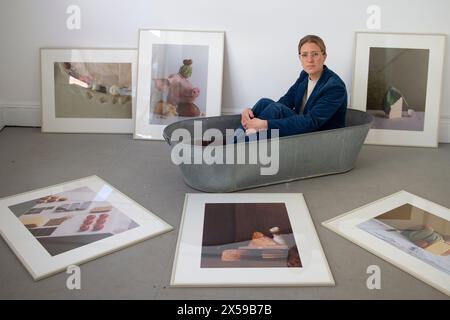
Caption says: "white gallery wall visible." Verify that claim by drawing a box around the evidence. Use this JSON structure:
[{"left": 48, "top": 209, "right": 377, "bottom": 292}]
[{"left": 0, "top": 0, "right": 449, "bottom": 141}]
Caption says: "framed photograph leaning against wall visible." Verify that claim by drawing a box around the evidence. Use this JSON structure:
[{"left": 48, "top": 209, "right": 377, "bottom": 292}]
[
  {"left": 41, "top": 49, "right": 137, "bottom": 133},
  {"left": 134, "top": 29, "right": 224, "bottom": 140},
  {"left": 351, "top": 32, "right": 445, "bottom": 147}
]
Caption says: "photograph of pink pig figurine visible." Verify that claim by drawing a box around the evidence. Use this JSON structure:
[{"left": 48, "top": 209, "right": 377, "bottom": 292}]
[
  {"left": 153, "top": 59, "right": 204, "bottom": 119},
  {"left": 134, "top": 29, "right": 224, "bottom": 140}
]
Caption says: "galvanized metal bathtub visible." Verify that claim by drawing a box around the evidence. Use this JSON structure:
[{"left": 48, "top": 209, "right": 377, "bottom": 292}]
[{"left": 163, "top": 109, "right": 373, "bottom": 192}]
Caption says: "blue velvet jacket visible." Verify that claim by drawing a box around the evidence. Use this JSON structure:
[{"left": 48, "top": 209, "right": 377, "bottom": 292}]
[{"left": 268, "top": 65, "right": 347, "bottom": 136}]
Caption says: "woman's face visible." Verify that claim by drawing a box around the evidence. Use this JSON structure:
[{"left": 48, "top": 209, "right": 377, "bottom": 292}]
[{"left": 299, "top": 42, "right": 326, "bottom": 80}]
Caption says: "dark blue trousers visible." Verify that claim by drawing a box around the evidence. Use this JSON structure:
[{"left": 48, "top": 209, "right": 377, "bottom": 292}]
[
  {"left": 252, "top": 98, "right": 298, "bottom": 120},
  {"left": 234, "top": 98, "right": 297, "bottom": 142}
]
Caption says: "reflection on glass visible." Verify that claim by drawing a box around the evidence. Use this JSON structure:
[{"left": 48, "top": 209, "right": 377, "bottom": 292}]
[{"left": 54, "top": 62, "right": 132, "bottom": 119}]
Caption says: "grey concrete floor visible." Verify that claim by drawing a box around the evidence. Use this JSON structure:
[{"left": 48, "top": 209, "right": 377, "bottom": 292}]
[{"left": 0, "top": 127, "right": 449, "bottom": 299}]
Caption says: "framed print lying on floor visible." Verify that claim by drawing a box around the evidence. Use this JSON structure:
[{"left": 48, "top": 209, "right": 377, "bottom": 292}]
[
  {"left": 41, "top": 49, "right": 138, "bottom": 133},
  {"left": 0, "top": 176, "right": 172, "bottom": 280},
  {"left": 351, "top": 32, "right": 446, "bottom": 147},
  {"left": 171, "top": 193, "right": 334, "bottom": 287},
  {"left": 323, "top": 191, "right": 450, "bottom": 296},
  {"left": 135, "top": 29, "right": 224, "bottom": 140}
]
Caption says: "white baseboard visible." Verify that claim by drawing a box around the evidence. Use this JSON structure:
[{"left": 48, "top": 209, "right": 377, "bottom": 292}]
[
  {"left": 0, "top": 104, "right": 5, "bottom": 130},
  {"left": 0, "top": 105, "right": 4, "bottom": 130},
  {"left": 1, "top": 103, "right": 41, "bottom": 127},
  {"left": 439, "top": 116, "right": 450, "bottom": 143}
]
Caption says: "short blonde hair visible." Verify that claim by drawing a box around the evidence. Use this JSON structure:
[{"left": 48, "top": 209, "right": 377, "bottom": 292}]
[{"left": 298, "top": 35, "right": 327, "bottom": 55}]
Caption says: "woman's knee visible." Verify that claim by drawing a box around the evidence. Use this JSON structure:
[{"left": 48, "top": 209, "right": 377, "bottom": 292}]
[
  {"left": 258, "top": 102, "right": 283, "bottom": 118},
  {"left": 259, "top": 102, "right": 295, "bottom": 119},
  {"left": 255, "top": 98, "right": 274, "bottom": 106},
  {"left": 252, "top": 98, "right": 275, "bottom": 113}
]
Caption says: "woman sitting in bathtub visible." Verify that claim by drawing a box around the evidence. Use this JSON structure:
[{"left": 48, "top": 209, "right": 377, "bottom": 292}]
[{"left": 236, "top": 35, "right": 347, "bottom": 140}]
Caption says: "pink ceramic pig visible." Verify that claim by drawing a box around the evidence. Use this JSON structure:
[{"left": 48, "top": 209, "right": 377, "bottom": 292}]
[
  {"left": 154, "top": 59, "right": 201, "bottom": 116},
  {"left": 162, "top": 73, "right": 200, "bottom": 106}
]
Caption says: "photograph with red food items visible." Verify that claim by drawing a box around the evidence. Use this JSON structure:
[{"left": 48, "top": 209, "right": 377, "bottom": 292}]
[
  {"left": 0, "top": 176, "right": 173, "bottom": 280},
  {"left": 8, "top": 186, "right": 139, "bottom": 256}
]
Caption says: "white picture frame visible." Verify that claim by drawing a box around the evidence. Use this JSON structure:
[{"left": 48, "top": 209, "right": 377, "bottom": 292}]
[
  {"left": 0, "top": 176, "right": 173, "bottom": 280},
  {"left": 323, "top": 190, "right": 450, "bottom": 296},
  {"left": 171, "top": 193, "right": 334, "bottom": 287},
  {"left": 134, "top": 29, "right": 224, "bottom": 140},
  {"left": 41, "top": 49, "right": 138, "bottom": 133},
  {"left": 351, "top": 32, "right": 446, "bottom": 147}
]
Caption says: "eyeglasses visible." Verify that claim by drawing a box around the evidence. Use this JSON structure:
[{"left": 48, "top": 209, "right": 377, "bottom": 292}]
[{"left": 298, "top": 51, "right": 323, "bottom": 59}]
